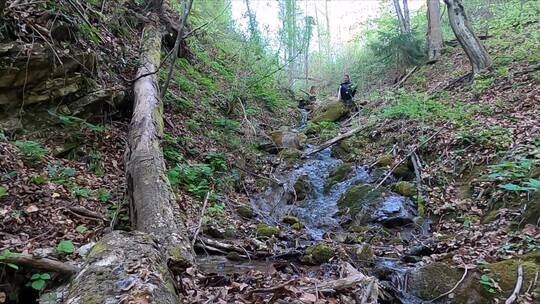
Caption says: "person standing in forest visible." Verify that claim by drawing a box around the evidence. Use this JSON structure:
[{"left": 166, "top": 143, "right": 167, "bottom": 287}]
[{"left": 337, "top": 74, "right": 357, "bottom": 109}]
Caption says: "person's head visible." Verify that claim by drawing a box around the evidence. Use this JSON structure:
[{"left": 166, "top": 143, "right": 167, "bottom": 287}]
[{"left": 342, "top": 74, "right": 350, "bottom": 83}]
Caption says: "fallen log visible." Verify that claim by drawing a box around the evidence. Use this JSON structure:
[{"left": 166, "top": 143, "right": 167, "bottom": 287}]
[
  {"left": 1, "top": 253, "right": 79, "bottom": 276},
  {"left": 302, "top": 125, "right": 367, "bottom": 157},
  {"left": 125, "top": 22, "right": 193, "bottom": 267}
]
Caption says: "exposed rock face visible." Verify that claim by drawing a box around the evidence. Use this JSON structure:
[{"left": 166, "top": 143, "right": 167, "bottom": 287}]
[
  {"left": 312, "top": 101, "right": 350, "bottom": 122},
  {"left": 0, "top": 42, "right": 124, "bottom": 131},
  {"left": 337, "top": 184, "right": 416, "bottom": 227}
]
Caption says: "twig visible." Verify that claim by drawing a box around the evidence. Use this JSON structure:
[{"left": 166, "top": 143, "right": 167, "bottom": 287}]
[
  {"left": 182, "top": 2, "right": 231, "bottom": 39},
  {"left": 428, "top": 266, "right": 468, "bottom": 302},
  {"left": 393, "top": 66, "right": 419, "bottom": 89},
  {"left": 303, "top": 125, "right": 368, "bottom": 157},
  {"left": 238, "top": 97, "right": 257, "bottom": 136},
  {"left": 411, "top": 151, "right": 423, "bottom": 195},
  {"left": 374, "top": 123, "right": 448, "bottom": 190},
  {"left": 248, "top": 280, "right": 296, "bottom": 296},
  {"left": 124, "top": 48, "right": 175, "bottom": 84},
  {"left": 360, "top": 278, "right": 376, "bottom": 304},
  {"left": 505, "top": 264, "right": 524, "bottom": 304},
  {"left": 191, "top": 191, "right": 210, "bottom": 248}
]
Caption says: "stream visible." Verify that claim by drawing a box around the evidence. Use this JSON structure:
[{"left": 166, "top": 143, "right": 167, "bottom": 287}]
[{"left": 199, "top": 107, "right": 441, "bottom": 303}]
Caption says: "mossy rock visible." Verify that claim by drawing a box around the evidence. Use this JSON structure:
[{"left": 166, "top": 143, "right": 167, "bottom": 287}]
[
  {"left": 302, "top": 243, "right": 333, "bottom": 264},
  {"left": 313, "top": 101, "right": 350, "bottom": 122},
  {"left": 375, "top": 155, "right": 394, "bottom": 167},
  {"left": 270, "top": 129, "right": 307, "bottom": 149},
  {"left": 291, "top": 222, "right": 304, "bottom": 230},
  {"left": 325, "top": 163, "right": 354, "bottom": 191},
  {"left": 353, "top": 244, "right": 374, "bottom": 266},
  {"left": 487, "top": 250, "right": 540, "bottom": 297},
  {"left": 237, "top": 205, "right": 254, "bottom": 219},
  {"left": 392, "top": 164, "right": 413, "bottom": 179},
  {"left": 407, "top": 262, "right": 488, "bottom": 303},
  {"left": 256, "top": 223, "right": 279, "bottom": 238},
  {"left": 337, "top": 184, "right": 385, "bottom": 221},
  {"left": 331, "top": 140, "right": 354, "bottom": 161},
  {"left": 393, "top": 181, "right": 415, "bottom": 197},
  {"left": 282, "top": 215, "right": 301, "bottom": 225},
  {"left": 279, "top": 148, "right": 302, "bottom": 164},
  {"left": 226, "top": 252, "right": 244, "bottom": 261},
  {"left": 294, "top": 174, "right": 312, "bottom": 201}
]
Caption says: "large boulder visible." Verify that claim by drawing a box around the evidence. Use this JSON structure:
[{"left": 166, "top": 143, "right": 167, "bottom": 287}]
[
  {"left": 407, "top": 262, "right": 488, "bottom": 303},
  {"left": 312, "top": 101, "right": 350, "bottom": 122},
  {"left": 337, "top": 184, "right": 416, "bottom": 227},
  {"left": 269, "top": 128, "right": 307, "bottom": 150}
]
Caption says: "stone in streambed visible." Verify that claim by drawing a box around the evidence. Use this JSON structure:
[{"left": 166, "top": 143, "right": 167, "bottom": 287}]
[
  {"left": 326, "top": 163, "right": 353, "bottom": 191},
  {"left": 269, "top": 128, "right": 307, "bottom": 150},
  {"left": 282, "top": 215, "right": 301, "bottom": 225},
  {"left": 301, "top": 243, "right": 333, "bottom": 264},
  {"left": 226, "top": 252, "right": 244, "bottom": 261},
  {"left": 256, "top": 223, "right": 279, "bottom": 238},
  {"left": 375, "top": 155, "right": 394, "bottom": 167},
  {"left": 293, "top": 174, "right": 312, "bottom": 201}
]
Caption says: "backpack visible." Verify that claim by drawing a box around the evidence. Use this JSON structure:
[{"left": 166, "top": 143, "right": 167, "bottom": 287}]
[{"left": 339, "top": 83, "right": 356, "bottom": 100}]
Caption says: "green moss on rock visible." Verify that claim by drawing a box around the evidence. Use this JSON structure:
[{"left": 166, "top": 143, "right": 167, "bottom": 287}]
[
  {"left": 279, "top": 148, "right": 302, "bottom": 164},
  {"left": 337, "top": 184, "right": 385, "bottom": 222},
  {"left": 376, "top": 155, "right": 394, "bottom": 167},
  {"left": 256, "top": 223, "right": 279, "bottom": 238},
  {"left": 392, "top": 164, "right": 412, "bottom": 179},
  {"left": 294, "top": 174, "right": 312, "bottom": 201},
  {"left": 282, "top": 215, "right": 301, "bottom": 225},
  {"left": 393, "top": 181, "right": 415, "bottom": 197},
  {"left": 302, "top": 243, "right": 333, "bottom": 264},
  {"left": 237, "top": 205, "right": 254, "bottom": 218},
  {"left": 291, "top": 222, "right": 304, "bottom": 230},
  {"left": 313, "top": 101, "right": 350, "bottom": 122},
  {"left": 487, "top": 250, "right": 540, "bottom": 297}
]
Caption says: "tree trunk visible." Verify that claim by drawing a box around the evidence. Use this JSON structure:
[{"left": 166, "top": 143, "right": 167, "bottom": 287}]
[
  {"left": 63, "top": 231, "right": 179, "bottom": 303},
  {"left": 127, "top": 23, "right": 193, "bottom": 268},
  {"left": 444, "top": 0, "right": 491, "bottom": 74},
  {"left": 403, "top": 0, "right": 411, "bottom": 32},
  {"left": 427, "top": 0, "right": 443, "bottom": 62},
  {"left": 392, "top": 0, "right": 409, "bottom": 34}
]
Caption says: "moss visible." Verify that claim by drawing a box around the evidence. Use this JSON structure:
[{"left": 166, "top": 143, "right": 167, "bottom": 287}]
[
  {"left": 482, "top": 209, "right": 499, "bottom": 224},
  {"left": 166, "top": 245, "right": 191, "bottom": 268},
  {"left": 302, "top": 243, "right": 333, "bottom": 264},
  {"left": 282, "top": 215, "right": 301, "bottom": 225},
  {"left": 337, "top": 184, "right": 385, "bottom": 218},
  {"left": 354, "top": 244, "right": 374, "bottom": 266},
  {"left": 375, "top": 155, "right": 394, "bottom": 167},
  {"left": 293, "top": 174, "right": 312, "bottom": 201},
  {"left": 393, "top": 181, "right": 415, "bottom": 197},
  {"left": 349, "top": 225, "right": 369, "bottom": 233},
  {"left": 279, "top": 148, "right": 302, "bottom": 164},
  {"left": 291, "top": 222, "right": 304, "bottom": 230},
  {"left": 392, "top": 164, "right": 412, "bottom": 179},
  {"left": 86, "top": 240, "right": 106, "bottom": 259},
  {"left": 329, "top": 163, "right": 353, "bottom": 184},
  {"left": 256, "top": 223, "right": 279, "bottom": 238},
  {"left": 313, "top": 101, "right": 350, "bottom": 122},
  {"left": 487, "top": 250, "right": 540, "bottom": 296},
  {"left": 226, "top": 252, "right": 244, "bottom": 261},
  {"left": 237, "top": 205, "right": 254, "bottom": 218}
]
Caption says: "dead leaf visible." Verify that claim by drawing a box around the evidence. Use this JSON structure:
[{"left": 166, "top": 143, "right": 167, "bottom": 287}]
[{"left": 26, "top": 205, "right": 39, "bottom": 213}]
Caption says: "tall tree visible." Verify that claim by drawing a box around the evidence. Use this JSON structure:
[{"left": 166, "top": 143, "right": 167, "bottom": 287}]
[
  {"left": 427, "top": 0, "right": 443, "bottom": 62},
  {"left": 393, "top": 0, "right": 411, "bottom": 33},
  {"left": 444, "top": 0, "right": 491, "bottom": 74}
]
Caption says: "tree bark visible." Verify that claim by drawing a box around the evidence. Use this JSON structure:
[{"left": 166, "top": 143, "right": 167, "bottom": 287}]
[
  {"left": 427, "top": 0, "right": 443, "bottom": 62},
  {"left": 62, "top": 231, "right": 179, "bottom": 304},
  {"left": 0, "top": 0, "right": 6, "bottom": 16},
  {"left": 444, "top": 0, "right": 491, "bottom": 74},
  {"left": 403, "top": 0, "right": 411, "bottom": 32},
  {"left": 393, "top": 0, "right": 410, "bottom": 34},
  {"left": 126, "top": 23, "right": 193, "bottom": 268}
]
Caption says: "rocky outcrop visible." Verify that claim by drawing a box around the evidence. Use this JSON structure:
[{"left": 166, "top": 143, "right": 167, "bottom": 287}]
[{"left": 269, "top": 128, "right": 307, "bottom": 150}]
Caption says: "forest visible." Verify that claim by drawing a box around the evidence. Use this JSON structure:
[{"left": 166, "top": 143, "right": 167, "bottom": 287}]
[{"left": 0, "top": 0, "right": 539, "bottom": 303}]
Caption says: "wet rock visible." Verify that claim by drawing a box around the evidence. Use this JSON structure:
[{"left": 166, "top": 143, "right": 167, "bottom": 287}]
[
  {"left": 301, "top": 243, "right": 333, "bottom": 264},
  {"left": 291, "top": 222, "right": 304, "bottom": 230},
  {"left": 407, "top": 262, "right": 487, "bottom": 303},
  {"left": 312, "top": 101, "right": 350, "bottom": 122},
  {"left": 282, "top": 215, "right": 301, "bottom": 225},
  {"left": 293, "top": 174, "right": 312, "bottom": 201},
  {"left": 393, "top": 181, "right": 416, "bottom": 197},
  {"left": 237, "top": 205, "right": 254, "bottom": 219},
  {"left": 326, "top": 163, "right": 353, "bottom": 190},
  {"left": 331, "top": 139, "right": 355, "bottom": 162},
  {"left": 256, "top": 223, "right": 279, "bottom": 238},
  {"left": 337, "top": 184, "right": 416, "bottom": 227},
  {"left": 278, "top": 148, "right": 302, "bottom": 164},
  {"left": 269, "top": 128, "right": 307, "bottom": 150}
]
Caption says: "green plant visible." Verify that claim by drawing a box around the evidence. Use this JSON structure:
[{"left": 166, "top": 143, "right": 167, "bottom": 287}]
[
  {"left": 48, "top": 111, "right": 104, "bottom": 133},
  {"left": 207, "top": 202, "right": 225, "bottom": 214},
  {"left": 488, "top": 158, "right": 539, "bottom": 192},
  {"left": 71, "top": 187, "right": 91, "bottom": 198},
  {"left": 0, "top": 249, "right": 20, "bottom": 269},
  {"left": 479, "top": 274, "right": 497, "bottom": 294},
  {"left": 96, "top": 188, "right": 111, "bottom": 203},
  {"left": 0, "top": 186, "right": 7, "bottom": 197},
  {"left": 31, "top": 175, "right": 48, "bottom": 185},
  {"left": 206, "top": 152, "right": 227, "bottom": 172},
  {"left": 75, "top": 225, "right": 88, "bottom": 234},
  {"left": 15, "top": 140, "right": 47, "bottom": 164},
  {"left": 88, "top": 149, "right": 103, "bottom": 176},
  {"left": 212, "top": 118, "right": 240, "bottom": 132},
  {"left": 47, "top": 163, "right": 77, "bottom": 185},
  {"left": 29, "top": 273, "right": 51, "bottom": 291},
  {"left": 186, "top": 119, "right": 200, "bottom": 131},
  {"left": 56, "top": 240, "right": 75, "bottom": 254}
]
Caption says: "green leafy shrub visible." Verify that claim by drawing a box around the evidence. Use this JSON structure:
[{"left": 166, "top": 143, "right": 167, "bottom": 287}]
[
  {"left": 15, "top": 140, "right": 47, "bottom": 164},
  {"left": 30, "top": 273, "right": 51, "bottom": 291},
  {"left": 0, "top": 186, "right": 7, "bottom": 197},
  {"left": 56, "top": 240, "right": 75, "bottom": 254},
  {"left": 47, "top": 163, "right": 76, "bottom": 184},
  {"left": 71, "top": 186, "right": 91, "bottom": 198}
]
